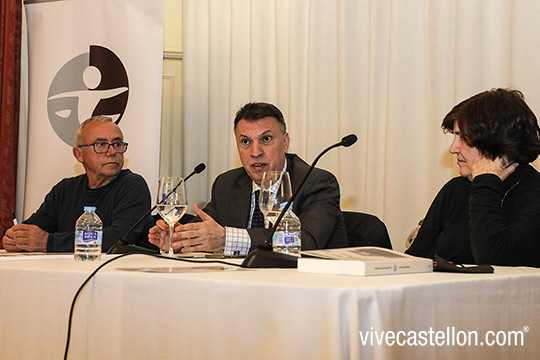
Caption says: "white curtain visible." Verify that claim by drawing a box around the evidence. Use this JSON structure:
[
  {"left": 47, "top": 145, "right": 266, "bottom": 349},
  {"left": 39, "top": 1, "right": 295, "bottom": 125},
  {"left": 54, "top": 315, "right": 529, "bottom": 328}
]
[{"left": 183, "top": 0, "right": 540, "bottom": 251}]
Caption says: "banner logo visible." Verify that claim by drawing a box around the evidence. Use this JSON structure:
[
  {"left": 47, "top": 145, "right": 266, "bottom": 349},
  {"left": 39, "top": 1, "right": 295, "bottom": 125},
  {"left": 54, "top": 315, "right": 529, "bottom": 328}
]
[{"left": 47, "top": 45, "right": 129, "bottom": 146}]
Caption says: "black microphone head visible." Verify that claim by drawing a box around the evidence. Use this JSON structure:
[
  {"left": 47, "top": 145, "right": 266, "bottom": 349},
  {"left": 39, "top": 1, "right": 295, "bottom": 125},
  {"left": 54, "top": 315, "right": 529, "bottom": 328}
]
[
  {"left": 194, "top": 163, "right": 206, "bottom": 174},
  {"left": 341, "top": 134, "right": 358, "bottom": 147}
]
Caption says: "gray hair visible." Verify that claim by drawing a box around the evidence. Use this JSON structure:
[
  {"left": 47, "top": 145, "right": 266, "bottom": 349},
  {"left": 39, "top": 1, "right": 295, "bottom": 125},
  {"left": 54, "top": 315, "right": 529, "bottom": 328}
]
[{"left": 75, "top": 115, "right": 114, "bottom": 146}]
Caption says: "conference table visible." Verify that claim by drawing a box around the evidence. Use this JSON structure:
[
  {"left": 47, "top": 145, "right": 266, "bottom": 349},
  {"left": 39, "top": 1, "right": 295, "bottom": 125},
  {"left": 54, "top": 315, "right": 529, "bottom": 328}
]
[{"left": 0, "top": 252, "right": 539, "bottom": 359}]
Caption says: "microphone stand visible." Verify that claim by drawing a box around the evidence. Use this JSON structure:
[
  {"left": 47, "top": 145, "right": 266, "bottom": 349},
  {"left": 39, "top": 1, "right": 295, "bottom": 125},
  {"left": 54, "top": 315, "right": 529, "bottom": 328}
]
[
  {"left": 241, "top": 134, "right": 357, "bottom": 268},
  {"left": 107, "top": 163, "right": 206, "bottom": 254}
]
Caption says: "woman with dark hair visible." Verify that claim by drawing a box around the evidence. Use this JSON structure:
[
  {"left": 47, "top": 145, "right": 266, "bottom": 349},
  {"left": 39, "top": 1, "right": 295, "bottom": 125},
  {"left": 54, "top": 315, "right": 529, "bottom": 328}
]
[{"left": 406, "top": 88, "right": 540, "bottom": 266}]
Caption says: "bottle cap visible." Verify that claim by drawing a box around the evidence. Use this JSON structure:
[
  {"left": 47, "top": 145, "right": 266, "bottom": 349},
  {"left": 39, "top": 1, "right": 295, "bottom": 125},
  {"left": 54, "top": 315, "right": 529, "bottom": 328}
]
[{"left": 84, "top": 206, "right": 96, "bottom": 211}]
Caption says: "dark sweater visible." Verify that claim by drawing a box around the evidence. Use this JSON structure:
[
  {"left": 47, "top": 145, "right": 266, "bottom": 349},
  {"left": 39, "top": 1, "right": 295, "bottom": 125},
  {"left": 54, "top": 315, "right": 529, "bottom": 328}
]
[
  {"left": 24, "top": 169, "right": 155, "bottom": 252},
  {"left": 406, "top": 164, "right": 540, "bottom": 267}
]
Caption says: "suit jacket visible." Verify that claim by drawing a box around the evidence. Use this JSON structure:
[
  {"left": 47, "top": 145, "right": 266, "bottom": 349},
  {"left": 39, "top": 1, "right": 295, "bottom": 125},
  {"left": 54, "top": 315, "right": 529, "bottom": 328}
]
[{"left": 202, "top": 153, "right": 348, "bottom": 251}]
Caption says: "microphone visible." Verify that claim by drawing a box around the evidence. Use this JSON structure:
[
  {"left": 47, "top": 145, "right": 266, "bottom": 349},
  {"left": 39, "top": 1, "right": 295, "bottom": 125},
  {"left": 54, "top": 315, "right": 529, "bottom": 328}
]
[
  {"left": 185, "top": 163, "right": 207, "bottom": 182},
  {"left": 241, "top": 134, "right": 357, "bottom": 268},
  {"left": 340, "top": 134, "right": 358, "bottom": 147},
  {"left": 107, "top": 163, "right": 206, "bottom": 254}
]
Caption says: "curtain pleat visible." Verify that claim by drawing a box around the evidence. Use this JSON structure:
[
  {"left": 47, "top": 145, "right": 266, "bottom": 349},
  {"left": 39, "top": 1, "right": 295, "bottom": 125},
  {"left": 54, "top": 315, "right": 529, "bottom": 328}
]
[{"left": 0, "top": 0, "right": 22, "bottom": 245}]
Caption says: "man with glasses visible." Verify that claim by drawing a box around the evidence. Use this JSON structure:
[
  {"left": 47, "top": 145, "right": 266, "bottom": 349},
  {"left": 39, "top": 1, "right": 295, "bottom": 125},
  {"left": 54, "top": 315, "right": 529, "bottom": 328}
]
[{"left": 2, "top": 116, "right": 155, "bottom": 252}]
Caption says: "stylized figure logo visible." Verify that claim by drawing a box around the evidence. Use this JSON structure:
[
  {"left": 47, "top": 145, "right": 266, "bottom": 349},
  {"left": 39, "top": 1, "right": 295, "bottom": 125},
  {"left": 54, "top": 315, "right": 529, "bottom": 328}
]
[{"left": 47, "top": 45, "right": 129, "bottom": 146}]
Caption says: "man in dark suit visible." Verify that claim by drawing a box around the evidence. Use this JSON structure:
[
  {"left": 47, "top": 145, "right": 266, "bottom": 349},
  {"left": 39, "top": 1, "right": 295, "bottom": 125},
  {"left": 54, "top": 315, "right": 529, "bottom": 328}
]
[{"left": 148, "top": 102, "right": 347, "bottom": 255}]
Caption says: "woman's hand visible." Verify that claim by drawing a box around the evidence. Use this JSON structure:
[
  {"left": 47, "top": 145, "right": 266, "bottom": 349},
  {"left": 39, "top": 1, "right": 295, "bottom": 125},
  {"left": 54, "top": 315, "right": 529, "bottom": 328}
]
[{"left": 472, "top": 156, "right": 518, "bottom": 181}]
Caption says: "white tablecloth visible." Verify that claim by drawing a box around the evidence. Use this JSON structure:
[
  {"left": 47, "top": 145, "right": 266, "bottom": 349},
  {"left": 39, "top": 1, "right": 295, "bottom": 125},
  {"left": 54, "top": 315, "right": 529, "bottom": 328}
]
[{"left": 0, "top": 253, "right": 539, "bottom": 359}]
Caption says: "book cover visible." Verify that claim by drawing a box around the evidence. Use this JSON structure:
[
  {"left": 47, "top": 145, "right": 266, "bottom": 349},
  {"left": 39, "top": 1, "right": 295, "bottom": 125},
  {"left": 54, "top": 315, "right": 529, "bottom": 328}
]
[{"left": 298, "top": 247, "right": 433, "bottom": 276}]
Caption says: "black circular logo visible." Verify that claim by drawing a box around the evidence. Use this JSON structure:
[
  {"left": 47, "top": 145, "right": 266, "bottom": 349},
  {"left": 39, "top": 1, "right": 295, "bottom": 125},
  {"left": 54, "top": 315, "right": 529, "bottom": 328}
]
[{"left": 47, "top": 45, "right": 129, "bottom": 146}]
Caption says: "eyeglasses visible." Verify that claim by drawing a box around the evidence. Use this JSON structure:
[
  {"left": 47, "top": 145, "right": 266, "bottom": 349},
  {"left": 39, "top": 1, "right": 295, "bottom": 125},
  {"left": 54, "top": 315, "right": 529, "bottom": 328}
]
[{"left": 78, "top": 141, "right": 129, "bottom": 154}]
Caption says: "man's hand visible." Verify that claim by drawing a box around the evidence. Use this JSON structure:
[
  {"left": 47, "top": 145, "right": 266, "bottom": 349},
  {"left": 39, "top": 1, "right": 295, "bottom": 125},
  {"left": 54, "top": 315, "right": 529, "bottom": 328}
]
[
  {"left": 2, "top": 226, "right": 18, "bottom": 252},
  {"left": 472, "top": 156, "right": 518, "bottom": 181},
  {"left": 148, "top": 219, "right": 173, "bottom": 251},
  {"left": 174, "top": 204, "right": 226, "bottom": 253},
  {"left": 2, "top": 224, "right": 48, "bottom": 252}
]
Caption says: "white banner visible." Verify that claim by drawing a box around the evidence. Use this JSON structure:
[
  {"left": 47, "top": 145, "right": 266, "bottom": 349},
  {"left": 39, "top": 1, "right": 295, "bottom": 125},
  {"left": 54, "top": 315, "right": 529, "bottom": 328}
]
[{"left": 23, "top": 0, "right": 163, "bottom": 218}]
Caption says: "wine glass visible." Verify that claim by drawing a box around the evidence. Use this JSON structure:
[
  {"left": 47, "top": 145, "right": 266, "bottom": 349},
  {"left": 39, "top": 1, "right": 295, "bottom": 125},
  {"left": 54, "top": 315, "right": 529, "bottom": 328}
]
[
  {"left": 156, "top": 177, "right": 187, "bottom": 257},
  {"left": 259, "top": 171, "right": 292, "bottom": 228}
]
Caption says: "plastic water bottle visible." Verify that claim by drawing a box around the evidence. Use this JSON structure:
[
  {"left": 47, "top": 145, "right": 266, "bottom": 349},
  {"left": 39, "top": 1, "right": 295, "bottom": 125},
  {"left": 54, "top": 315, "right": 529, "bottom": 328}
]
[
  {"left": 74, "top": 206, "right": 103, "bottom": 261},
  {"left": 272, "top": 209, "right": 301, "bottom": 256}
]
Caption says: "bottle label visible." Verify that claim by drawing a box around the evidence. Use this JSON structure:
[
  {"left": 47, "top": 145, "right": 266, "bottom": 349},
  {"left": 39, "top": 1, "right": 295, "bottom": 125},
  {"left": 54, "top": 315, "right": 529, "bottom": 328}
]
[
  {"left": 272, "top": 231, "right": 300, "bottom": 247},
  {"left": 75, "top": 230, "right": 102, "bottom": 245}
]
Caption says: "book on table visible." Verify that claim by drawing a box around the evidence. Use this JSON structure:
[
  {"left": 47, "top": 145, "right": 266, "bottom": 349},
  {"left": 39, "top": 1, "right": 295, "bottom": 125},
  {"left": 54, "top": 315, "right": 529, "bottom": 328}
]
[{"left": 298, "top": 246, "right": 433, "bottom": 276}]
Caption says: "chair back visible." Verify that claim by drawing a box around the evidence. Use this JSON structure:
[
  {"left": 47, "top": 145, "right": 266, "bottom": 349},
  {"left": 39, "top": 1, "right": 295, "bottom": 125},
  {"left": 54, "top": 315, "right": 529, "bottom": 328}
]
[{"left": 342, "top": 211, "right": 392, "bottom": 249}]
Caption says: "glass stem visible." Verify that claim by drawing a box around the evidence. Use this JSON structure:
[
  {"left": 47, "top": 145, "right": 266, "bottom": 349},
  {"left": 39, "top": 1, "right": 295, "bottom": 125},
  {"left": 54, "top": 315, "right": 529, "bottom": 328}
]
[{"left": 168, "top": 223, "right": 174, "bottom": 257}]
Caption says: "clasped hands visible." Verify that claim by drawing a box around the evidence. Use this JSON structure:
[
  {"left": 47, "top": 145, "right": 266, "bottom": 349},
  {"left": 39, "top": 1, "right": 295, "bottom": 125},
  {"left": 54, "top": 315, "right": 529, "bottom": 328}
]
[
  {"left": 148, "top": 204, "right": 226, "bottom": 253},
  {"left": 2, "top": 224, "right": 48, "bottom": 252},
  {"left": 472, "top": 156, "right": 518, "bottom": 181}
]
